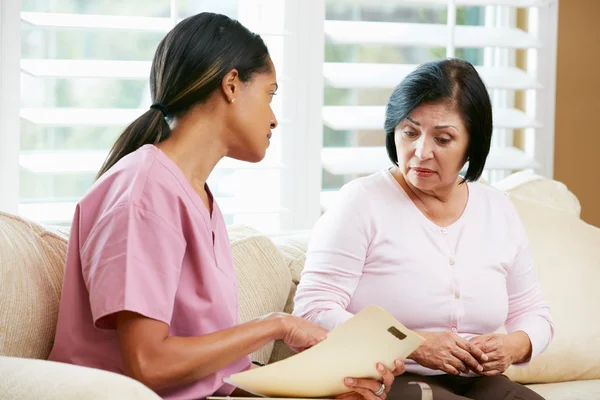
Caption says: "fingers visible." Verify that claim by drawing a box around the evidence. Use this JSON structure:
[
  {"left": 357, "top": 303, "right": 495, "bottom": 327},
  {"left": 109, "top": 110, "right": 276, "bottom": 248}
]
[
  {"left": 442, "top": 363, "right": 461, "bottom": 375},
  {"left": 480, "top": 369, "right": 502, "bottom": 377},
  {"left": 457, "top": 339, "right": 489, "bottom": 362},
  {"left": 471, "top": 335, "right": 500, "bottom": 354},
  {"left": 482, "top": 349, "right": 502, "bottom": 362},
  {"left": 283, "top": 317, "right": 331, "bottom": 352},
  {"left": 470, "top": 334, "right": 492, "bottom": 343},
  {"left": 343, "top": 362, "right": 399, "bottom": 400},
  {"left": 350, "top": 387, "right": 383, "bottom": 400},
  {"left": 335, "top": 392, "right": 356, "bottom": 399},
  {"left": 307, "top": 324, "right": 328, "bottom": 344},
  {"left": 344, "top": 377, "right": 383, "bottom": 394},
  {"left": 481, "top": 338, "right": 501, "bottom": 354},
  {"left": 449, "top": 358, "right": 470, "bottom": 374},
  {"left": 469, "top": 337, "right": 484, "bottom": 348},
  {"left": 344, "top": 379, "right": 383, "bottom": 400},
  {"left": 450, "top": 347, "right": 483, "bottom": 373},
  {"left": 392, "top": 359, "right": 405, "bottom": 376},
  {"left": 315, "top": 325, "right": 329, "bottom": 339},
  {"left": 377, "top": 363, "right": 394, "bottom": 392},
  {"left": 481, "top": 360, "right": 507, "bottom": 373}
]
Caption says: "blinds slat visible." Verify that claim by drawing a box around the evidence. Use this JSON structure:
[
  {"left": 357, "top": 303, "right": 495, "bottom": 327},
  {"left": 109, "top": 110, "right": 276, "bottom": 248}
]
[
  {"left": 21, "top": 59, "right": 151, "bottom": 79},
  {"left": 21, "top": 12, "right": 289, "bottom": 36},
  {"left": 21, "top": 108, "right": 291, "bottom": 126},
  {"left": 21, "top": 12, "right": 173, "bottom": 31},
  {"left": 327, "top": 0, "right": 547, "bottom": 7},
  {"left": 324, "top": 63, "right": 542, "bottom": 90},
  {"left": 19, "top": 199, "right": 288, "bottom": 223},
  {"left": 19, "top": 152, "right": 283, "bottom": 174},
  {"left": 21, "top": 108, "right": 145, "bottom": 126},
  {"left": 321, "top": 146, "right": 537, "bottom": 175},
  {"left": 324, "top": 21, "right": 541, "bottom": 49},
  {"left": 322, "top": 106, "right": 541, "bottom": 130},
  {"left": 20, "top": 59, "right": 292, "bottom": 81}
]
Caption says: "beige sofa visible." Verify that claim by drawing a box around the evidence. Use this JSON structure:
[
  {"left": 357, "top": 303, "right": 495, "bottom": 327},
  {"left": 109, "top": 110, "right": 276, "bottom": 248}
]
[{"left": 1, "top": 172, "right": 599, "bottom": 400}]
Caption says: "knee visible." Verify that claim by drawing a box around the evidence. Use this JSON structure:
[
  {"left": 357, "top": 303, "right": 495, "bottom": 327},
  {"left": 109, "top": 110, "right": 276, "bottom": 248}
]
[
  {"left": 387, "top": 381, "right": 434, "bottom": 400},
  {"left": 468, "top": 375, "right": 545, "bottom": 400}
]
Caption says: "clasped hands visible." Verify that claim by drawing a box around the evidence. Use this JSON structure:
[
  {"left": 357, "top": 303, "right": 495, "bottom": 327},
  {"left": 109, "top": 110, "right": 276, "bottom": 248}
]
[{"left": 408, "top": 331, "right": 527, "bottom": 377}]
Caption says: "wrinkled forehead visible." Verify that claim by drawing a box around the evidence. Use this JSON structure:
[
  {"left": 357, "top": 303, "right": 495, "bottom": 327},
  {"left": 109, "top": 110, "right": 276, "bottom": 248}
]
[{"left": 404, "top": 102, "right": 465, "bottom": 127}]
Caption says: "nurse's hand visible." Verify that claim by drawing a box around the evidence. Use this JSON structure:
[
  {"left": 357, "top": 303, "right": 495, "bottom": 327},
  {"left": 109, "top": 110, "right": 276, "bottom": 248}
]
[
  {"left": 281, "top": 314, "right": 329, "bottom": 352},
  {"left": 267, "top": 313, "right": 329, "bottom": 352},
  {"left": 337, "top": 361, "right": 404, "bottom": 400}
]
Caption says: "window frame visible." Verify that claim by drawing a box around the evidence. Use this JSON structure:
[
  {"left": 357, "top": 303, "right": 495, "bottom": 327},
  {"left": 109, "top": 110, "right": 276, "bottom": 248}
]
[{"left": 0, "top": 0, "right": 21, "bottom": 214}]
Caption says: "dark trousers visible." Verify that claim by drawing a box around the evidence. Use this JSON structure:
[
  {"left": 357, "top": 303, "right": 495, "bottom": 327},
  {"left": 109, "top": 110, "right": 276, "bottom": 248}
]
[{"left": 388, "top": 373, "right": 545, "bottom": 400}]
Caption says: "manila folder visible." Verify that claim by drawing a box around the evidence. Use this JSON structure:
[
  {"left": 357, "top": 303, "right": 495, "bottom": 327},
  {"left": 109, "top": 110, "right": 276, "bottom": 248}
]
[{"left": 224, "top": 305, "right": 425, "bottom": 398}]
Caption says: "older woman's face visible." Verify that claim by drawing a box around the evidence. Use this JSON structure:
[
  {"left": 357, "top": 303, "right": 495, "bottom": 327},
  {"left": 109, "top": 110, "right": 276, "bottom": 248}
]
[{"left": 394, "top": 102, "right": 469, "bottom": 192}]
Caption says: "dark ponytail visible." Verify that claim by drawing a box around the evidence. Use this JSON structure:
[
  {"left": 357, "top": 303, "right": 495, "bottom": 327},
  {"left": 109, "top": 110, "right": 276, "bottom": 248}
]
[
  {"left": 97, "top": 12, "right": 271, "bottom": 179},
  {"left": 97, "top": 109, "right": 170, "bottom": 178}
]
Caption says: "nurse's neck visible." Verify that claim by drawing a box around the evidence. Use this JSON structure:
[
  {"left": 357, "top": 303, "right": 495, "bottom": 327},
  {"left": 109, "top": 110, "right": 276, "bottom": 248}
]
[{"left": 157, "top": 103, "right": 229, "bottom": 192}]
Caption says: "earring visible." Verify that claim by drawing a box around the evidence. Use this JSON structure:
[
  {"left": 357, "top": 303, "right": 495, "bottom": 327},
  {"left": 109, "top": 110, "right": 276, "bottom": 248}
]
[{"left": 231, "top": 98, "right": 236, "bottom": 103}]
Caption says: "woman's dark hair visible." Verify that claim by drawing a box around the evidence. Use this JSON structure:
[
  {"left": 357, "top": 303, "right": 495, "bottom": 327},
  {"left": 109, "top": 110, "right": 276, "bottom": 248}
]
[
  {"left": 97, "top": 12, "right": 271, "bottom": 178},
  {"left": 384, "top": 58, "right": 493, "bottom": 182}
]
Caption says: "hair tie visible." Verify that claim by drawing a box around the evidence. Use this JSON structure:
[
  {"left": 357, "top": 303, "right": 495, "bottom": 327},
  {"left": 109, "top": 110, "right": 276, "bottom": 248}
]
[{"left": 150, "top": 103, "right": 169, "bottom": 117}]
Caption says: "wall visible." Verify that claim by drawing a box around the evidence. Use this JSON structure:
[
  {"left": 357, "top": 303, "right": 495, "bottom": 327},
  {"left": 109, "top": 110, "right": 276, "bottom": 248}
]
[{"left": 554, "top": 0, "right": 600, "bottom": 227}]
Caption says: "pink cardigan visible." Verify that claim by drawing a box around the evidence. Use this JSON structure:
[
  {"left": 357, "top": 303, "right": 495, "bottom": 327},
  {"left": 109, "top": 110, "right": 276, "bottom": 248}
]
[{"left": 293, "top": 169, "right": 554, "bottom": 376}]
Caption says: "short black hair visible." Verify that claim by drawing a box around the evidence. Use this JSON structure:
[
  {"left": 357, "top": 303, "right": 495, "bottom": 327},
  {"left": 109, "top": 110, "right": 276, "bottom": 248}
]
[{"left": 384, "top": 58, "right": 493, "bottom": 182}]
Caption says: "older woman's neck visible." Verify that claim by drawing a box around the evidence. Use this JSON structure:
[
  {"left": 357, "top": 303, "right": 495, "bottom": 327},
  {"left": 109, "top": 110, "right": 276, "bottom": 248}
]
[{"left": 412, "top": 179, "right": 465, "bottom": 204}]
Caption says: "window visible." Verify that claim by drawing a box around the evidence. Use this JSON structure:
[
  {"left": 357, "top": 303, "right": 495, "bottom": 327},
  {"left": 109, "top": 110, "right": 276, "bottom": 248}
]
[
  {"left": 3, "top": 0, "right": 316, "bottom": 233},
  {"left": 319, "top": 0, "right": 558, "bottom": 210},
  {"left": 0, "top": 0, "right": 558, "bottom": 232}
]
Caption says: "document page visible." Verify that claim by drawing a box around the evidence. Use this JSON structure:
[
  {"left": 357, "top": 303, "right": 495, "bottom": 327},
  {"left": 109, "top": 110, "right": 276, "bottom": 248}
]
[{"left": 221, "top": 305, "right": 425, "bottom": 398}]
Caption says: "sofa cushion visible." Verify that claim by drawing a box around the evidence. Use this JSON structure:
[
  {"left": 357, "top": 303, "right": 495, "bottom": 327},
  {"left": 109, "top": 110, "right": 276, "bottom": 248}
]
[
  {"left": 0, "top": 355, "right": 160, "bottom": 400},
  {"left": 268, "top": 283, "right": 298, "bottom": 364},
  {"left": 229, "top": 225, "right": 292, "bottom": 365},
  {"left": 493, "top": 171, "right": 581, "bottom": 218},
  {"left": 0, "top": 212, "right": 68, "bottom": 359},
  {"left": 526, "top": 380, "right": 600, "bottom": 400},
  {"left": 271, "top": 233, "right": 312, "bottom": 284},
  {"left": 504, "top": 194, "right": 600, "bottom": 384}
]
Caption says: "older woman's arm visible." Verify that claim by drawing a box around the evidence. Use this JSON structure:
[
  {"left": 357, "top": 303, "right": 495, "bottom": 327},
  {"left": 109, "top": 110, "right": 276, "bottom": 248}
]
[
  {"left": 503, "top": 202, "right": 555, "bottom": 364},
  {"left": 292, "top": 181, "right": 373, "bottom": 331}
]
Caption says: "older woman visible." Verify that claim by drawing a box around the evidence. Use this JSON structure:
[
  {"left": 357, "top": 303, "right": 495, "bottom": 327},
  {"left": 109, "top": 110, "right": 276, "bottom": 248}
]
[{"left": 293, "top": 59, "right": 554, "bottom": 400}]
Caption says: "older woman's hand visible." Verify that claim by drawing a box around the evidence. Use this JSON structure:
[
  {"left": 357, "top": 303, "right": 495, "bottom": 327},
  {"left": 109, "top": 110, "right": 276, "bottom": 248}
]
[
  {"left": 469, "top": 331, "right": 532, "bottom": 376},
  {"left": 408, "top": 331, "right": 488, "bottom": 375},
  {"left": 336, "top": 360, "right": 405, "bottom": 400}
]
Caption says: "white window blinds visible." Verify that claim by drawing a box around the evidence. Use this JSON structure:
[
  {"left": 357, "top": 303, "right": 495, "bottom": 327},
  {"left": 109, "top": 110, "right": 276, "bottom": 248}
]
[
  {"left": 15, "top": 0, "right": 301, "bottom": 232},
  {"left": 320, "top": 0, "right": 557, "bottom": 210}
]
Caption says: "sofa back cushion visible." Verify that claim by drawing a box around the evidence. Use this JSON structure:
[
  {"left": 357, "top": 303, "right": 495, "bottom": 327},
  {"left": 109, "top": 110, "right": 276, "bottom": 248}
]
[
  {"left": 268, "top": 233, "right": 314, "bottom": 363},
  {"left": 229, "top": 225, "right": 292, "bottom": 365},
  {"left": 0, "top": 212, "right": 68, "bottom": 359},
  {"left": 492, "top": 171, "right": 582, "bottom": 218},
  {"left": 504, "top": 195, "right": 600, "bottom": 384}
]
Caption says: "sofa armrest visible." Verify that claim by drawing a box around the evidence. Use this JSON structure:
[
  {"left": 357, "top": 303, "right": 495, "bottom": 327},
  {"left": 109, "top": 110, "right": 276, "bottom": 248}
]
[{"left": 0, "top": 356, "right": 161, "bottom": 400}]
